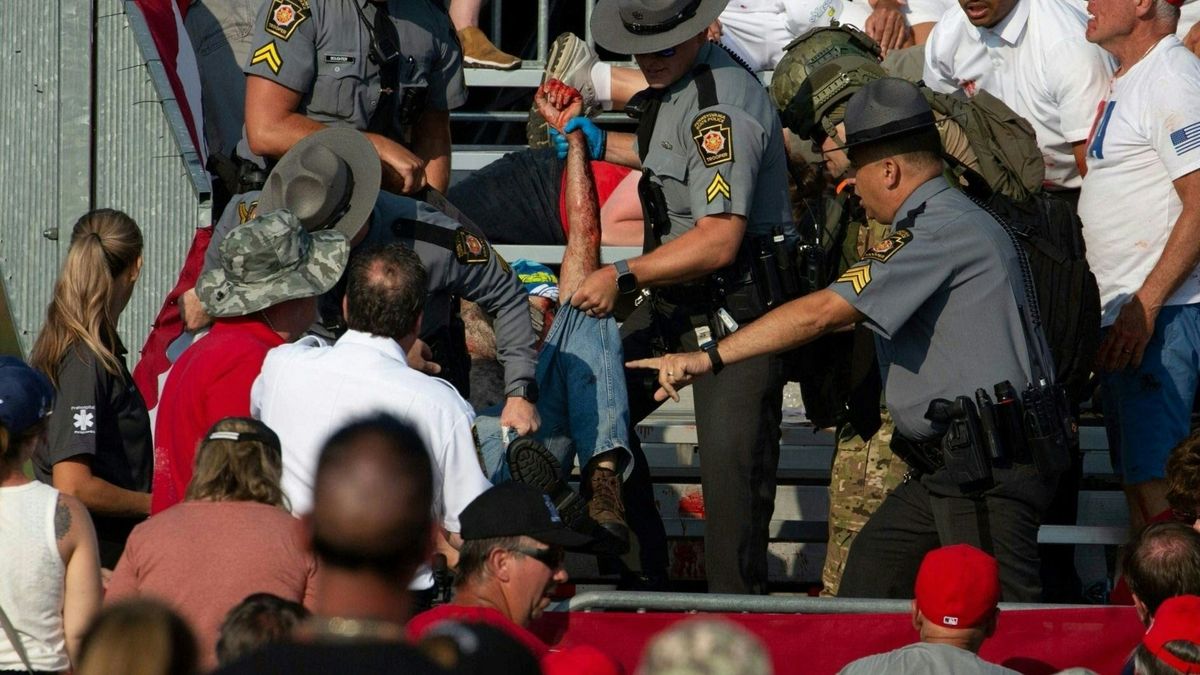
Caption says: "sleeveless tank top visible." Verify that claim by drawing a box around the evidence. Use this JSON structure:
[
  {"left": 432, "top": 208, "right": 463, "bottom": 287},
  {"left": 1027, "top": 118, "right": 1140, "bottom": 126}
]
[{"left": 0, "top": 482, "right": 68, "bottom": 672}]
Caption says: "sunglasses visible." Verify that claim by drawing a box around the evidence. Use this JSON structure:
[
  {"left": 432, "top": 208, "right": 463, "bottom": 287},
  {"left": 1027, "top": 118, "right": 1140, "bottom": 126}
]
[
  {"left": 510, "top": 545, "right": 566, "bottom": 570},
  {"left": 638, "top": 46, "right": 677, "bottom": 58}
]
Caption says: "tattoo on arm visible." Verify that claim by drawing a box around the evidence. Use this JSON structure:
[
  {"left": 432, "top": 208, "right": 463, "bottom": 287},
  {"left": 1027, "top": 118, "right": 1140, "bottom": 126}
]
[{"left": 55, "top": 496, "right": 72, "bottom": 542}]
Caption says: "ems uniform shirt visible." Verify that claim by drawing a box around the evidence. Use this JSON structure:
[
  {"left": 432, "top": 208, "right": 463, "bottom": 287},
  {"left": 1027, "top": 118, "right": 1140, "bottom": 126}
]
[
  {"left": 923, "top": 0, "right": 1114, "bottom": 189},
  {"left": 637, "top": 42, "right": 795, "bottom": 243},
  {"left": 243, "top": 0, "right": 466, "bottom": 130},
  {"left": 1078, "top": 36, "right": 1200, "bottom": 325},
  {"left": 35, "top": 344, "right": 152, "bottom": 558},
  {"left": 827, "top": 179, "right": 1037, "bottom": 441}
]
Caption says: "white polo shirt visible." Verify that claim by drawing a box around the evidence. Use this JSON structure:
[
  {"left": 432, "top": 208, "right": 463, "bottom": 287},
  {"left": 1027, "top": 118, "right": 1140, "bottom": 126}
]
[
  {"left": 1078, "top": 36, "right": 1200, "bottom": 326},
  {"left": 251, "top": 329, "right": 492, "bottom": 589},
  {"left": 923, "top": 0, "right": 1114, "bottom": 189}
]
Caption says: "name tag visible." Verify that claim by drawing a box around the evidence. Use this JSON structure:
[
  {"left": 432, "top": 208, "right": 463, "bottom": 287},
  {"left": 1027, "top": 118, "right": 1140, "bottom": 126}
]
[{"left": 323, "top": 54, "right": 356, "bottom": 65}]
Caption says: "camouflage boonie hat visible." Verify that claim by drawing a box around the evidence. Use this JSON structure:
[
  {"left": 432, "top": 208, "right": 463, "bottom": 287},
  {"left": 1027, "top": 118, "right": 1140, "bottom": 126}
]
[
  {"left": 638, "top": 619, "right": 772, "bottom": 675},
  {"left": 195, "top": 209, "right": 349, "bottom": 318},
  {"left": 770, "top": 23, "right": 886, "bottom": 140}
]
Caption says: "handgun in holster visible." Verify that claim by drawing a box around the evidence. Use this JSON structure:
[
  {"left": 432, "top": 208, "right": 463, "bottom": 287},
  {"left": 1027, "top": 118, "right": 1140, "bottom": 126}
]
[
  {"left": 637, "top": 170, "right": 672, "bottom": 251},
  {"left": 927, "top": 396, "right": 994, "bottom": 493}
]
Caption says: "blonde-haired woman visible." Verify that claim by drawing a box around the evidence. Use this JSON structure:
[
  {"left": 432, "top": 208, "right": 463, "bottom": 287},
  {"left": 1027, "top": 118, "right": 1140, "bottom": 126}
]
[
  {"left": 0, "top": 358, "right": 102, "bottom": 673},
  {"left": 75, "top": 599, "right": 197, "bottom": 675},
  {"left": 107, "top": 417, "right": 317, "bottom": 671},
  {"left": 30, "top": 208, "right": 152, "bottom": 569}
]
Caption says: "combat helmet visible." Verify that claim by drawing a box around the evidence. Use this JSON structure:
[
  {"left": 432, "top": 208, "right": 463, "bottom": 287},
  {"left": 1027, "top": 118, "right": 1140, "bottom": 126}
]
[{"left": 771, "top": 23, "right": 888, "bottom": 141}]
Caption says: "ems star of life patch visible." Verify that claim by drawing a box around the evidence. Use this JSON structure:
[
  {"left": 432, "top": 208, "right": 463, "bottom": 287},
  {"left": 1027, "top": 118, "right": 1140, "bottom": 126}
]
[
  {"left": 265, "top": 0, "right": 310, "bottom": 41},
  {"left": 706, "top": 172, "right": 731, "bottom": 203},
  {"left": 251, "top": 42, "right": 283, "bottom": 75},
  {"left": 692, "top": 111, "right": 734, "bottom": 167},
  {"left": 1171, "top": 121, "right": 1200, "bottom": 156},
  {"left": 862, "top": 229, "right": 912, "bottom": 263},
  {"left": 837, "top": 265, "right": 872, "bottom": 295}
]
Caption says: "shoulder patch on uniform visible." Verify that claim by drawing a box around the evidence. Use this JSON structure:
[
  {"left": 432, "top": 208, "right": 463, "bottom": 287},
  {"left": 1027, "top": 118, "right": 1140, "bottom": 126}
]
[
  {"left": 862, "top": 229, "right": 912, "bottom": 264},
  {"left": 837, "top": 264, "right": 872, "bottom": 295},
  {"left": 706, "top": 172, "right": 731, "bottom": 203},
  {"left": 265, "top": 0, "right": 310, "bottom": 40},
  {"left": 454, "top": 228, "right": 490, "bottom": 264},
  {"left": 251, "top": 42, "right": 283, "bottom": 75},
  {"left": 692, "top": 111, "right": 734, "bottom": 168},
  {"left": 237, "top": 200, "right": 259, "bottom": 224}
]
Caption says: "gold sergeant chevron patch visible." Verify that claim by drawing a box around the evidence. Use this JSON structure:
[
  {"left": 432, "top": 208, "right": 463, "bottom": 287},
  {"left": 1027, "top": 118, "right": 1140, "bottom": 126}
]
[
  {"left": 837, "top": 265, "right": 872, "bottom": 295},
  {"left": 251, "top": 42, "right": 283, "bottom": 75},
  {"left": 706, "top": 173, "right": 731, "bottom": 203}
]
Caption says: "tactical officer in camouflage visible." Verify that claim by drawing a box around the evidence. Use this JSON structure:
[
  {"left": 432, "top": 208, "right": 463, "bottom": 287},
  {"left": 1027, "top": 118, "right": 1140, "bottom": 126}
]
[{"left": 767, "top": 24, "right": 1043, "bottom": 595}]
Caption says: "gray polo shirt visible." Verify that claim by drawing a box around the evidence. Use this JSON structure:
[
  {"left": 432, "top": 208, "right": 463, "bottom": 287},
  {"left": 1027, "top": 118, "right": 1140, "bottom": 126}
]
[
  {"left": 828, "top": 178, "right": 1043, "bottom": 441},
  {"left": 839, "top": 642, "right": 1020, "bottom": 675},
  {"left": 243, "top": 0, "right": 466, "bottom": 131},
  {"left": 637, "top": 42, "right": 795, "bottom": 243}
]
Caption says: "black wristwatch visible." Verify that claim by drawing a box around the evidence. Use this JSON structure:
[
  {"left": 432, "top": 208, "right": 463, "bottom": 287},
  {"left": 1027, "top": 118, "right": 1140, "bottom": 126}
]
[
  {"left": 614, "top": 259, "right": 638, "bottom": 295},
  {"left": 702, "top": 341, "right": 724, "bottom": 375},
  {"left": 507, "top": 382, "right": 540, "bottom": 404}
]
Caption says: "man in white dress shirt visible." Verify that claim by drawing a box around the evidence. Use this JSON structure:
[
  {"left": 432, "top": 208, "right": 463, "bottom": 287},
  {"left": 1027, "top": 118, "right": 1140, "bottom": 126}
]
[
  {"left": 923, "top": 0, "right": 1114, "bottom": 199},
  {"left": 252, "top": 242, "right": 492, "bottom": 597}
]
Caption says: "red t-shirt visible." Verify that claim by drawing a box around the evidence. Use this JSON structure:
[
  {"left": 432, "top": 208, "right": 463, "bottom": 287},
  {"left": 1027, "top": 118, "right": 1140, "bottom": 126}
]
[
  {"left": 150, "top": 318, "right": 284, "bottom": 514},
  {"left": 407, "top": 604, "right": 549, "bottom": 659},
  {"left": 557, "top": 161, "right": 633, "bottom": 238}
]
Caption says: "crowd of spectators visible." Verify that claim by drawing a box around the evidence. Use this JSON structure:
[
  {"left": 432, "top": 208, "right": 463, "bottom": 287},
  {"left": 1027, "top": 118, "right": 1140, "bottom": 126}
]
[{"left": 11, "top": 0, "right": 1200, "bottom": 671}]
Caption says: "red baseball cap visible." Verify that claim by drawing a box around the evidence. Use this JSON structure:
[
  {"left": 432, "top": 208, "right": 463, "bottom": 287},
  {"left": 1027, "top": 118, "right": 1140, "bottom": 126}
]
[
  {"left": 914, "top": 544, "right": 1001, "bottom": 629},
  {"left": 1144, "top": 595, "right": 1200, "bottom": 673}
]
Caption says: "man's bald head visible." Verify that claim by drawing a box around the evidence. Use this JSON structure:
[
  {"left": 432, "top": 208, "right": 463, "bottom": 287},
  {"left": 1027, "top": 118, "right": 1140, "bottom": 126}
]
[
  {"left": 310, "top": 414, "right": 434, "bottom": 584},
  {"left": 1124, "top": 521, "right": 1200, "bottom": 623}
]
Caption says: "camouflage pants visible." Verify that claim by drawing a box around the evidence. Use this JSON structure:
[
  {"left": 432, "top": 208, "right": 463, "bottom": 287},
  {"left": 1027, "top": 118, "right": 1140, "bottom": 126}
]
[{"left": 820, "top": 410, "right": 907, "bottom": 596}]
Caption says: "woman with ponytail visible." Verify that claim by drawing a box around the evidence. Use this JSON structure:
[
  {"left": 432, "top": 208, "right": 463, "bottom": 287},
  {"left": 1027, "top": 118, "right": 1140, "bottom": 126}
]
[
  {"left": 0, "top": 358, "right": 102, "bottom": 673},
  {"left": 30, "top": 209, "right": 152, "bottom": 568},
  {"left": 107, "top": 417, "right": 316, "bottom": 671}
]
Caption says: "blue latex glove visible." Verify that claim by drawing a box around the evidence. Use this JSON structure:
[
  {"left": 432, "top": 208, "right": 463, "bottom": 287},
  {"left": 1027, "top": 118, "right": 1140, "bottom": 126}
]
[{"left": 549, "top": 117, "right": 606, "bottom": 160}]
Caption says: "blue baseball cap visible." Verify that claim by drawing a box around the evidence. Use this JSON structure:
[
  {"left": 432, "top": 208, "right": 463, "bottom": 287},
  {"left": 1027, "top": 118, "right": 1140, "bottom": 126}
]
[{"left": 0, "top": 357, "right": 55, "bottom": 436}]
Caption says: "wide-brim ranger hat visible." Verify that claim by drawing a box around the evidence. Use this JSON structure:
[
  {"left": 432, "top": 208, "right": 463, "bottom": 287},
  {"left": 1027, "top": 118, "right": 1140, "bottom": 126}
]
[
  {"left": 591, "top": 0, "right": 730, "bottom": 55},
  {"left": 460, "top": 482, "right": 593, "bottom": 548},
  {"left": 257, "top": 128, "right": 381, "bottom": 241},
  {"left": 832, "top": 77, "right": 938, "bottom": 152},
  {"left": 195, "top": 209, "right": 349, "bottom": 318}
]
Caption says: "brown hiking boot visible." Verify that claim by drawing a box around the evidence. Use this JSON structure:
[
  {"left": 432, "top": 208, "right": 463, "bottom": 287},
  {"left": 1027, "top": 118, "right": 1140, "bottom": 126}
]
[
  {"left": 458, "top": 27, "right": 521, "bottom": 70},
  {"left": 584, "top": 465, "right": 630, "bottom": 554}
]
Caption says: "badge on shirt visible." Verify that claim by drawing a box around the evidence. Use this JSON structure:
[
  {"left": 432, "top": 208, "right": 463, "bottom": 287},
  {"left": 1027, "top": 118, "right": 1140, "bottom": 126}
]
[
  {"left": 251, "top": 42, "right": 283, "bottom": 75},
  {"left": 265, "top": 0, "right": 310, "bottom": 41},
  {"left": 71, "top": 405, "right": 96, "bottom": 435},
  {"left": 454, "top": 228, "right": 490, "bottom": 265},
  {"left": 238, "top": 200, "right": 259, "bottom": 224},
  {"left": 837, "top": 264, "right": 872, "bottom": 295},
  {"left": 691, "top": 111, "right": 734, "bottom": 168},
  {"left": 862, "top": 229, "right": 912, "bottom": 264}
]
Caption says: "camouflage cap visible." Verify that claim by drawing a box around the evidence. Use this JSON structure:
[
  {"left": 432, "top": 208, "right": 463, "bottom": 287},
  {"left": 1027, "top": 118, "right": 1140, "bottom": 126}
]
[
  {"left": 770, "top": 23, "right": 886, "bottom": 140},
  {"left": 637, "top": 619, "right": 772, "bottom": 675},
  {"left": 195, "top": 209, "right": 349, "bottom": 318}
]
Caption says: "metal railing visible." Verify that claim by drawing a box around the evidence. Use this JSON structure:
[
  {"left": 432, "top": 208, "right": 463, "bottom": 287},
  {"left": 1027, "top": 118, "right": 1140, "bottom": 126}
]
[{"left": 550, "top": 591, "right": 1094, "bottom": 614}]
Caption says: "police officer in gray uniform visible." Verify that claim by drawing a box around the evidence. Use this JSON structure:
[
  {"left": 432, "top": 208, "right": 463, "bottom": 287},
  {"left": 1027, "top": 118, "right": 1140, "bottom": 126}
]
[
  {"left": 566, "top": 0, "right": 797, "bottom": 594},
  {"left": 238, "top": 0, "right": 465, "bottom": 194},
  {"left": 632, "top": 78, "right": 1068, "bottom": 601},
  {"left": 203, "top": 130, "right": 542, "bottom": 435}
]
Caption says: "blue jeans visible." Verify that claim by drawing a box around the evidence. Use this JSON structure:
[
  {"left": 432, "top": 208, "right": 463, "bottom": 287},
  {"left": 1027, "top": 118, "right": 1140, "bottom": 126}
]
[
  {"left": 1101, "top": 303, "right": 1200, "bottom": 484},
  {"left": 476, "top": 305, "right": 633, "bottom": 482}
]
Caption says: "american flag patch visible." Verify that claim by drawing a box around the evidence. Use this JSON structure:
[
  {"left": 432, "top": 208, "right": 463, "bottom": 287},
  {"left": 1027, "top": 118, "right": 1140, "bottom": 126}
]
[{"left": 1171, "top": 121, "right": 1200, "bottom": 156}]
